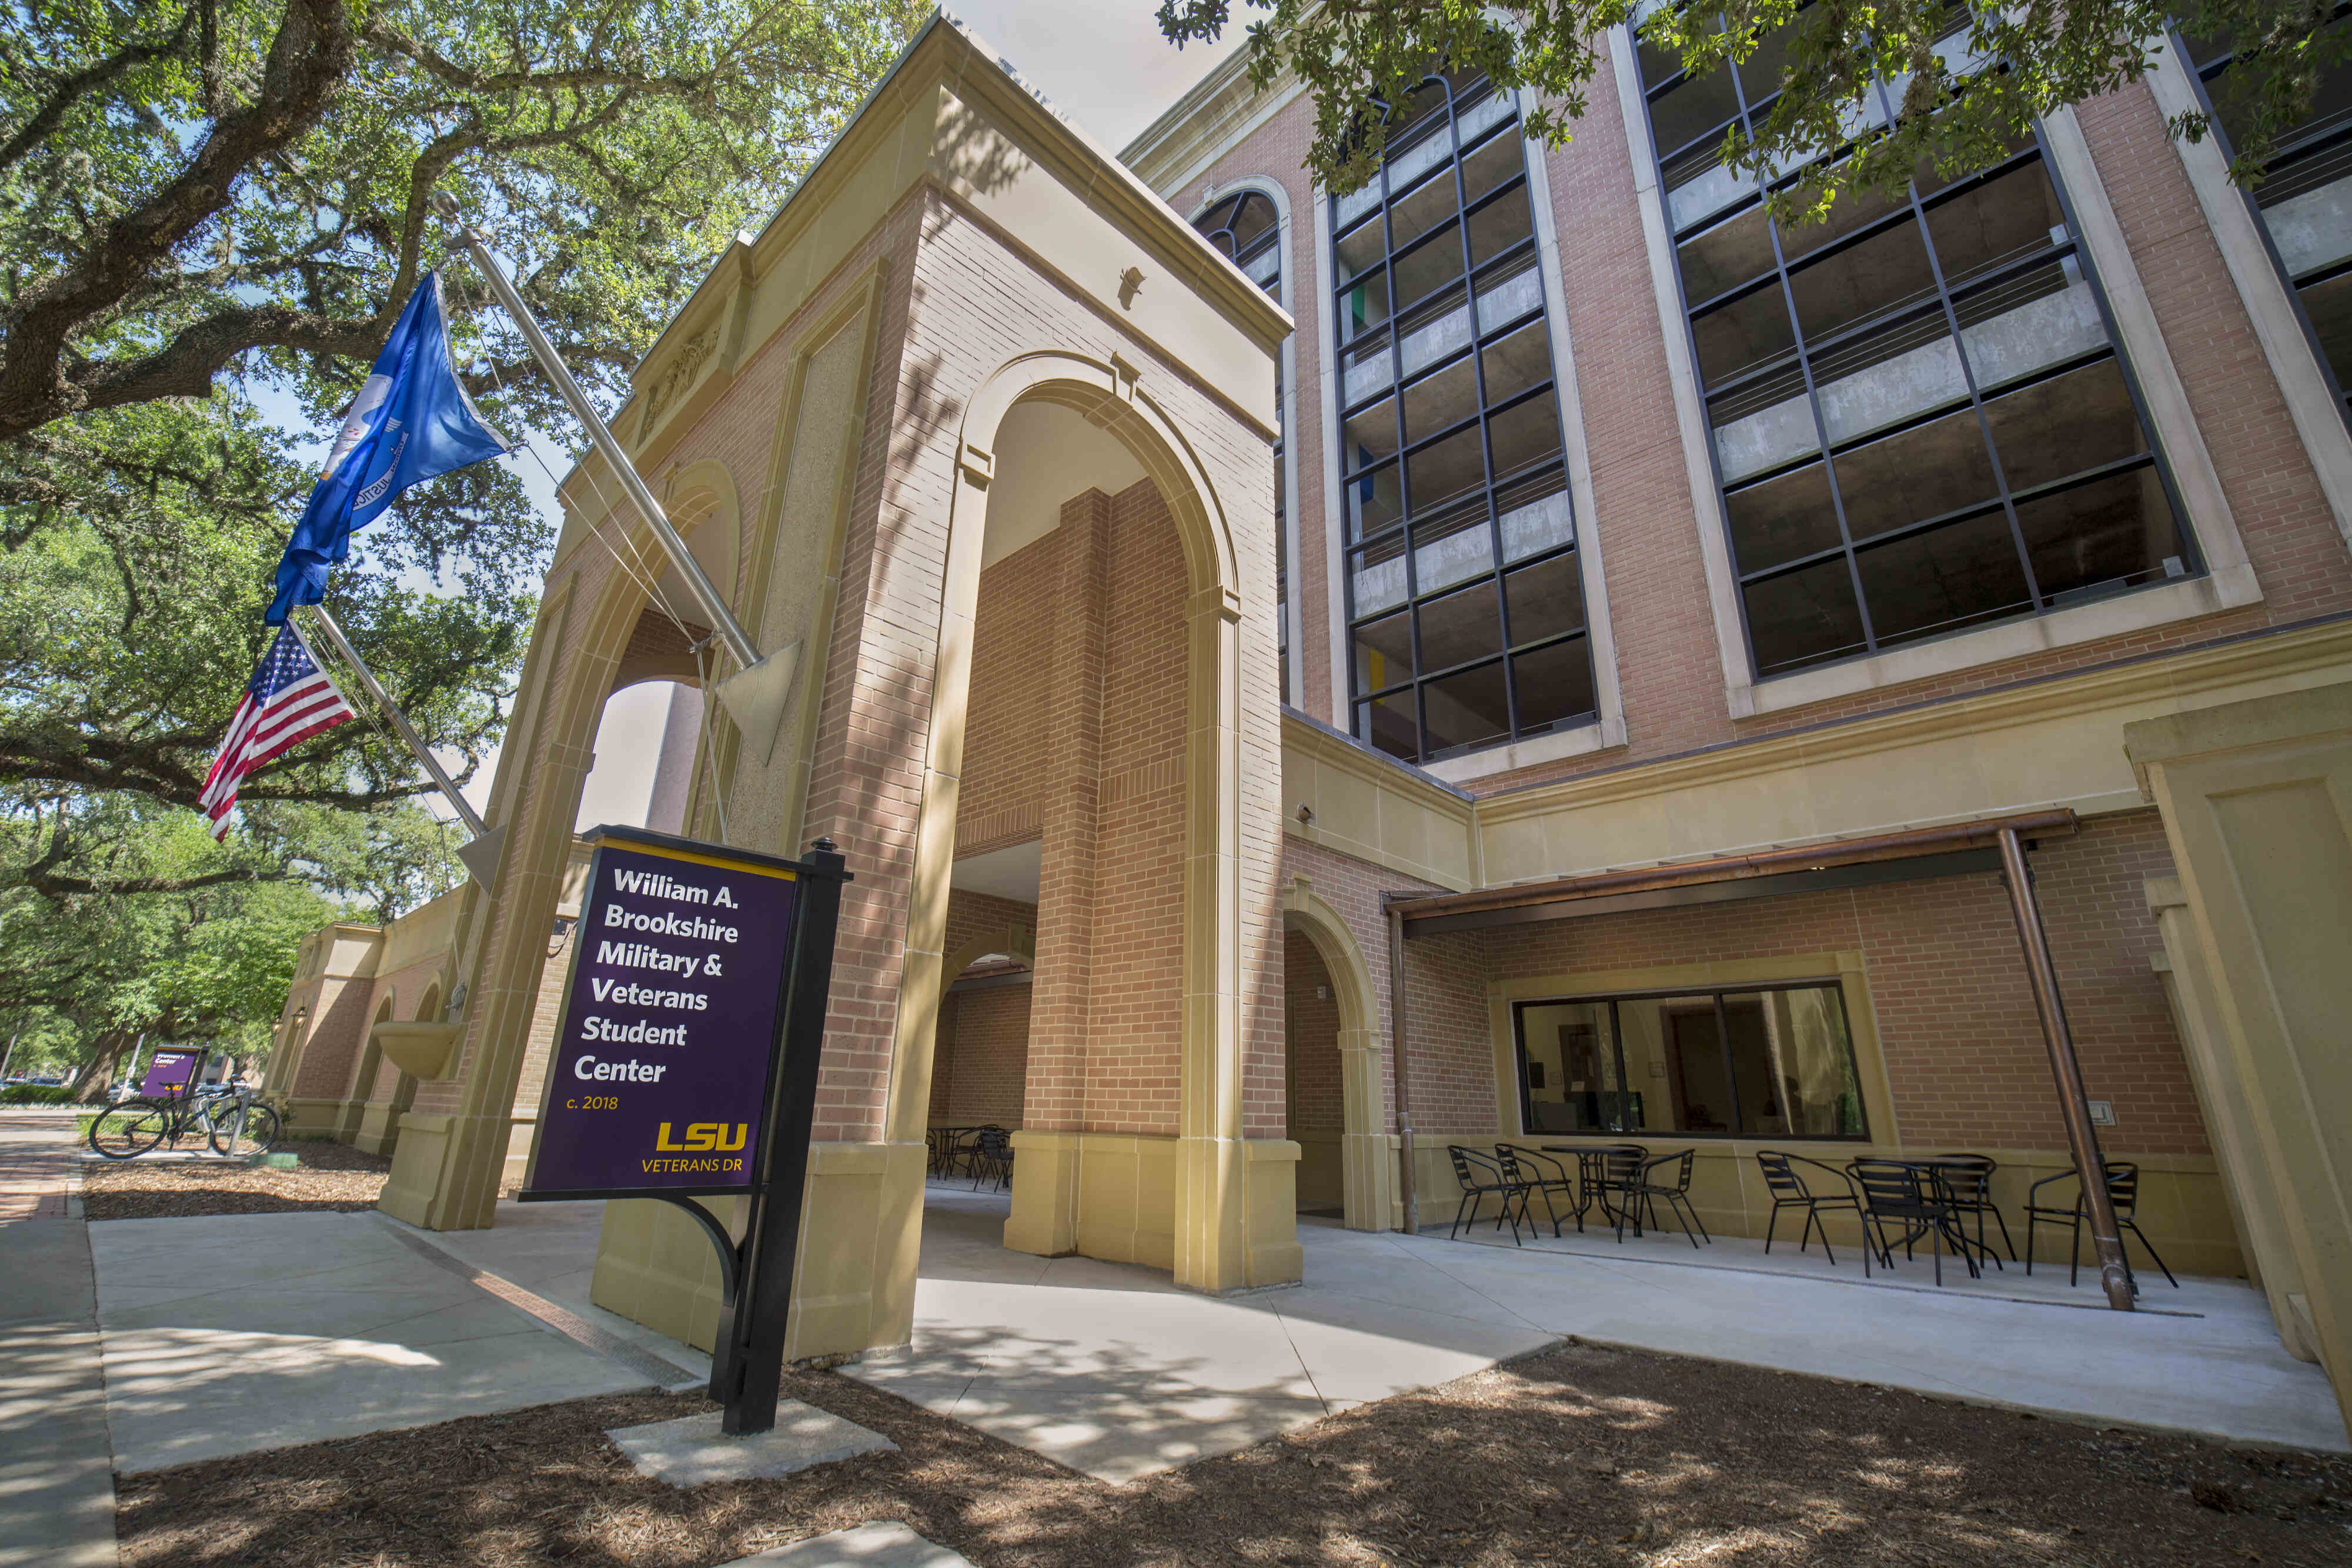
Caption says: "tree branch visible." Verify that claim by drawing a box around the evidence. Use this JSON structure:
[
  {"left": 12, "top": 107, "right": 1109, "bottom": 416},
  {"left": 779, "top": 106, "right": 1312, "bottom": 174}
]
[
  {"left": 0, "top": 0, "right": 357, "bottom": 440},
  {"left": 0, "top": 9, "right": 196, "bottom": 178}
]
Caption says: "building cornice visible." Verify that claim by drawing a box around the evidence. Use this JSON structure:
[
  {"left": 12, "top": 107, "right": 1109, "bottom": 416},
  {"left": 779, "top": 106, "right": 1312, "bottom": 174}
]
[
  {"left": 566, "top": 12, "right": 1291, "bottom": 499},
  {"left": 1122, "top": 40, "right": 1308, "bottom": 198},
  {"left": 1475, "top": 614, "right": 2352, "bottom": 830}
]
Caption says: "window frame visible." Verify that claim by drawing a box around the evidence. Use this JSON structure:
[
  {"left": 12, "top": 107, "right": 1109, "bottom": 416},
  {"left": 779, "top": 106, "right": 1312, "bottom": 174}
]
[
  {"left": 1632, "top": 11, "right": 2204, "bottom": 687},
  {"left": 1334, "top": 73, "right": 1598, "bottom": 764},
  {"left": 1511, "top": 977, "right": 1870, "bottom": 1142}
]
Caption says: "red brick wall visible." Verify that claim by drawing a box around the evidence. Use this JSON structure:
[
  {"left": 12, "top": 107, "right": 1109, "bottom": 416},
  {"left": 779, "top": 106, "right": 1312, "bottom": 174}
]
[
  {"left": 288, "top": 974, "right": 375, "bottom": 1102},
  {"left": 1170, "top": 90, "right": 1332, "bottom": 722},
  {"left": 1403, "top": 928, "right": 1499, "bottom": 1136},
  {"left": 956, "top": 476, "right": 1197, "bottom": 1138},
  {"left": 1087, "top": 478, "right": 1192, "bottom": 1136},
  {"left": 937, "top": 984, "right": 1031, "bottom": 1126},
  {"left": 1280, "top": 835, "right": 1458, "bottom": 1135},
  {"left": 1284, "top": 930, "right": 1344, "bottom": 1136},
  {"left": 939, "top": 888, "right": 1039, "bottom": 971},
  {"left": 1474, "top": 810, "right": 2203, "bottom": 1155},
  {"left": 931, "top": 889, "right": 1040, "bottom": 1126}
]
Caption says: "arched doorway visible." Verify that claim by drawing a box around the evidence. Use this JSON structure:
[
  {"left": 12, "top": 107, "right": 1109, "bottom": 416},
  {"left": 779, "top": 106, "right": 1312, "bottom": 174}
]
[
  {"left": 349, "top": 996, "right": 398, "bottom": 1153},
  {"left": 376, "top": 466, "right": 743, "bottom": 1234},
  {"left": 1282, "top": 877, "right": 1395, "bottom": 1232}
]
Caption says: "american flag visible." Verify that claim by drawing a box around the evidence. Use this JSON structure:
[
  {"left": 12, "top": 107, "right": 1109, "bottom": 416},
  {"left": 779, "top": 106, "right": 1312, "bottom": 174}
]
[{"left": 199, "top": 623, "right": 356, "bottom": 839}]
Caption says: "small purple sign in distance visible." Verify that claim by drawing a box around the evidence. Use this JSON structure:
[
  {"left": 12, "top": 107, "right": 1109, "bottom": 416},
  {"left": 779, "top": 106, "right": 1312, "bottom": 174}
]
[
  {"left": 140, "top": 1049, "right": 201, "bottom": 1097},
  {"left": 522, "top": 832, "right": 800, "bottom": 1199}
]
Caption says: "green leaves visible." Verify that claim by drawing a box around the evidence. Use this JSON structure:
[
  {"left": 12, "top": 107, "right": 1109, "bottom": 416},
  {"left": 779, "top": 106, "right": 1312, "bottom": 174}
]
[
  {"left": 1159, "top": 1, "right": 2349, "bottom": 223},
  {"left": 0, "top": 1, "right": 922, "bottom": 1061},
  {"left": 0, "top": 0, "right": 920, "bottom": 823}
]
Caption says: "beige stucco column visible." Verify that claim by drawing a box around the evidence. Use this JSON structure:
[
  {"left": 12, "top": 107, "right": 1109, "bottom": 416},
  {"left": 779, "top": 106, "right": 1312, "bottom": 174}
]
[
  {"left": 2124, "top": 682, "right": 2352, "bottom": 1423},
  {"left": 1174, "top": 583, "right": 1251, "bottom": 1293},
  {"left": 2144, "top": 875, "right": 2318, "bottom": 1360}
]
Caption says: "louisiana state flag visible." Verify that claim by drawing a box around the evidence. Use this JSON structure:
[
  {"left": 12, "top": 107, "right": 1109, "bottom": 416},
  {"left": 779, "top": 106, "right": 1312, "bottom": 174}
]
[{"left": 266, "top": 273, "right": 508, "bottom": 622}]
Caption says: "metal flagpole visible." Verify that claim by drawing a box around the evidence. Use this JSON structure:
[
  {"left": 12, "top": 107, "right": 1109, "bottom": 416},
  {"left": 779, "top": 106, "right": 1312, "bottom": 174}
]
[
  {"left": 296, "top": 609, "right": 504, "bottom": 885},
  {"left": 295, "top": 609, "right": 484, "bottom": 836},
  {"left": 430, "top": 194, "right": 801, "bottom": 760}
]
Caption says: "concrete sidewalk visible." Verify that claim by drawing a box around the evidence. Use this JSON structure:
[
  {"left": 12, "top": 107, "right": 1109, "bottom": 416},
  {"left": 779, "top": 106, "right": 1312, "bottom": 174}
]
[
  {"left": 0, "top": 1111, "right": 116, "bottom": 1567},
  {"left": 89, "top": 1207, "right": 683, "bottom": 1474},
  {"left": 848, "top": 1183, "right": 2348, "bottom": 1481}
]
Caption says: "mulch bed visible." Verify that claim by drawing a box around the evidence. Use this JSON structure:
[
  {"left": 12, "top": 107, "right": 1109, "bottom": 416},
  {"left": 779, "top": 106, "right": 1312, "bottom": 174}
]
[
  {"left": 115, "top": 1338, "right": 2352, "bottom": 1567},
  {"left": 81, "top": 1139, "right": 394, "bottom": 1219}
]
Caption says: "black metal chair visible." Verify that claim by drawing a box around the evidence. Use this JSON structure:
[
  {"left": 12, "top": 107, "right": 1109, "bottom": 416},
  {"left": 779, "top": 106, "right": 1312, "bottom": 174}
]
[
  {"left": 1570, "top": 1144, "right": 1649, "bottom": 1237},
  {"left": 1495, "top": 1144, "right": 1576, "bottom": 1238},
  {"left": 1446, "top": 1145, "right": 1529, "bottom": 1245},
  {"left": 1848, "top": 1159, "right": 1983, "bottom": 1285},
  {"left": 966, "top": 1126, "right": 1014, "bottom": 1192},
  {"left": 1930, "top": 1153, "right": 2016, "bottom": 1268},
  {"left": 930, "top": 1125, "right": 984, "bottom": 1180},
  {"left": 2024, "top": 1162, "right": 2178, "bottom": 1288},
  {"left": 1755, "top": 1150, "right": 1861, "bottom": 1266},
  {"left": 1621, "top": 1148, "right": 1709, "bottom": 1248}
]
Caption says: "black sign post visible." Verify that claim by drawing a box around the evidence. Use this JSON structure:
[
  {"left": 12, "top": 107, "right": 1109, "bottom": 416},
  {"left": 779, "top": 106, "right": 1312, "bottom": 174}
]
[
  {"left": 714, "top": 835, "right": 845, "bottom": 1433},
  {"left": 518, "top": 824, "right": 850, "bottom": 1435}
]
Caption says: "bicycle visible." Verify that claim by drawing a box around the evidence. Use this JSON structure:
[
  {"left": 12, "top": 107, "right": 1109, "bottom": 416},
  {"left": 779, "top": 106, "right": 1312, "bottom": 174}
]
[{"left": 86, "top": 1071, "right": 280, "bottom": 1160}]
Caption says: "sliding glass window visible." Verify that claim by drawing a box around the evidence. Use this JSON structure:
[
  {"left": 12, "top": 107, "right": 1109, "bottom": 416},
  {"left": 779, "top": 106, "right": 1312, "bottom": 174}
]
[
  {"left": 2175, "top": 11, "right": 2352, "bottom": 431},
  {"left": 1636, "top": 4, "right": 2197, "bottom": 679},
  {"left": 1195, "top": 189, "right": 1293, "bottom": 704},
  {"left": 1515, "top": 982, "right": 1867, "bottom": 1140},
  {"left": 1334, "top": 71, "right": 1595, "bottom": 763}
]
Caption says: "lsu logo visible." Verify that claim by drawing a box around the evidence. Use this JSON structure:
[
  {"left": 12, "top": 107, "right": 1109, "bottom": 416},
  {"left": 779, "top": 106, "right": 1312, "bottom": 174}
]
[{"left": 654, "top": 1122, "right": 749, "bottom": 1152}]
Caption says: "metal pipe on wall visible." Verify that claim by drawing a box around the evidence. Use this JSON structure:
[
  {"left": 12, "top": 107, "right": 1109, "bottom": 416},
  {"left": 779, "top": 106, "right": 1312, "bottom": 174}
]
[
  {"left": 1997, "top": 825, "right": 2136, "bottom": 1312},
  {"left": 1385, "top": 900, "right": 1418, "bottom": 1237}
]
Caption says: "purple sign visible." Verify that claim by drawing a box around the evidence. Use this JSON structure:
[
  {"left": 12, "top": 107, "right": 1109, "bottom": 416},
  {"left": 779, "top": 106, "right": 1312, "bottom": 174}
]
[
  {"left": 521, "top": 830, "right": 801, "bottom": 1199},
  {"left": 140, "top": 1049, "right": 201, "bottom": 1097}
]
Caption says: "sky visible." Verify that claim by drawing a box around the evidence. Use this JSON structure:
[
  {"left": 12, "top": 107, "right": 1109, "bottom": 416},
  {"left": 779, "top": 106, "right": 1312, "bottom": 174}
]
[
  {"left": 946, "top": 2, "right": 1248, "bottom": 152},
  {"left": 278, "top": 5, "right": 1247, "bottom": 837}
]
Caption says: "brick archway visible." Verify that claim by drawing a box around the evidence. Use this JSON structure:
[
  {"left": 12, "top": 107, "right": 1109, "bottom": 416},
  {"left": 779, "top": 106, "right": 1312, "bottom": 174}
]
[
  {"left": 1284, "top": 877, "right": 1396, "bottom": 1232},
  {"left": 880, "top": 349, "right": 1284, "bottom": 1295}
]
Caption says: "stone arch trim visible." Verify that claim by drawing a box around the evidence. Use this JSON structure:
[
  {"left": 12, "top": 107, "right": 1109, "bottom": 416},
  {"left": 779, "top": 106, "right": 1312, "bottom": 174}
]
[
  {"left": 1282, "top": 877, "right": 1375, "bottom": 1038},
  {"left": 660, "top": 456, "right": 747, "bottom": 608},
  {"left": 1284, "top": 875, "right": 1399, "bottom": 1232},
  {"left": 942, "top": 922, "right": 1037, "bottom": 987},
  {"left": 951, "top": 351, "right": 1240, "bottom": 602},
  {"left": 392, "top": 455, "right": 752, "bottom": 1228},
  {"left": 348, "top": 994, "right": 397, "bottom": 1102}
]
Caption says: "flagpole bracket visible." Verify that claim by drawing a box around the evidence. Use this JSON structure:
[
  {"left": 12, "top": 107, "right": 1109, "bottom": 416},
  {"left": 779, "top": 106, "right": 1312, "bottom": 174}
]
[{"left": 712, "top": 640, "right": 802, "bottom": 767}]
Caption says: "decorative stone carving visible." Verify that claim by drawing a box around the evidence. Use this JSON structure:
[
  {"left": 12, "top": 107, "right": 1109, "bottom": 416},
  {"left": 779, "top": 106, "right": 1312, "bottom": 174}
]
[{"left": 642, "top": 326, "right": 719, "bottom": 430}]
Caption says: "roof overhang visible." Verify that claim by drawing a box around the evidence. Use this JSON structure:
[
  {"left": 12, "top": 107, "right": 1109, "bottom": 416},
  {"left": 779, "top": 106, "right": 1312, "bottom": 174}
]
[{"left": 1388, "top": 808, "right": 2080, "bottom": 936}]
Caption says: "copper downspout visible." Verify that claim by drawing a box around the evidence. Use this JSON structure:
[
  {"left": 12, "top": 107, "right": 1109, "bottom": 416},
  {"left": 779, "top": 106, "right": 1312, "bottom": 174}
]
[
  {"left": 1385, "top": 900, "right": 1418, "bottom": 1237},
  {"left": 1392, "top": 808, "right": 2080, "bottom": 925},
  {"left": 1997, "top": 825, "right": 2135, "bottom": 1312}
]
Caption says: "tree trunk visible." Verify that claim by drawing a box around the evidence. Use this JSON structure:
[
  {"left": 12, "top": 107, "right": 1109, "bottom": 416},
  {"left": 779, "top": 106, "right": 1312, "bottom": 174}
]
[{"left": 68, "top": 1029, "right": 134, "bottom": 1101}]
